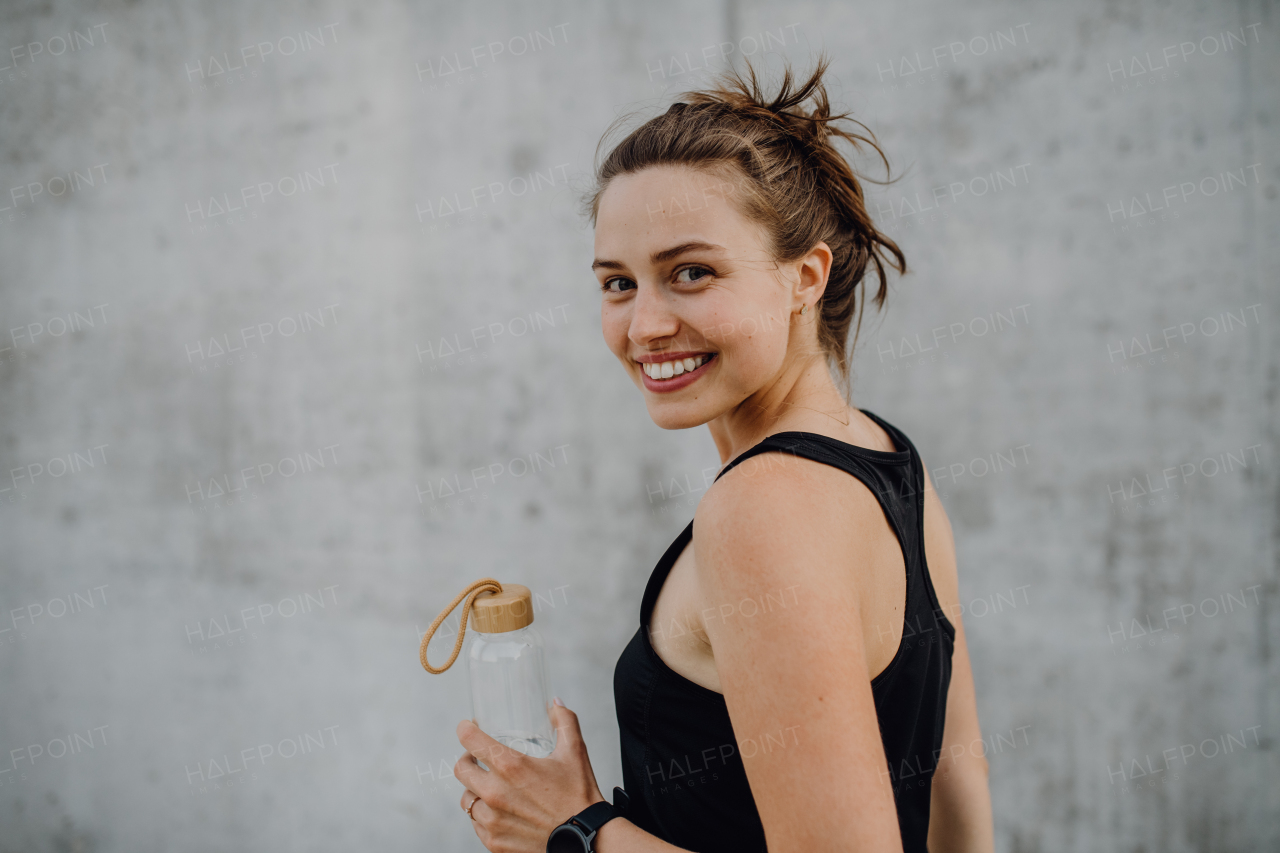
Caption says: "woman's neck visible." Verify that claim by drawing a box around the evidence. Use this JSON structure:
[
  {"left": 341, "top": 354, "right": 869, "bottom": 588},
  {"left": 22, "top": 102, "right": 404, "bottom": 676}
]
[{"left": 706, "top": 352, "right": 852, "bottom": 466}]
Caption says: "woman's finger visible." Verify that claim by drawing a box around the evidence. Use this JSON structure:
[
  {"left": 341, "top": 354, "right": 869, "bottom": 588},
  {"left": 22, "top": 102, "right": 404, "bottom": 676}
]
[
  {"left": 468, "top": 794, "right": 496, "bottom": 825},
  {"left": 460, "top": 789, "right": 501, "bottom": 827},
  {"left": 453, "top": 750, "right": 493, "bottom": 797},
  {"left": 468, "top": 802, "right": 495, "bottom": 848},
  {"left": 457, "top": 719, "right": 529, "bottom": 779},
  {"left": 549, "top": 701, "right": 585, "bottom": 756},
  {"left": 456, "top": 717, "right": 506, "bottom": 758}
]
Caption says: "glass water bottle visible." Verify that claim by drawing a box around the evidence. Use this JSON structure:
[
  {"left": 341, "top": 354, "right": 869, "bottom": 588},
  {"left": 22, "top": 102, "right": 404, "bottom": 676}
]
[{"left": 467, "top": 584, "right": 556, "bottom": 758}]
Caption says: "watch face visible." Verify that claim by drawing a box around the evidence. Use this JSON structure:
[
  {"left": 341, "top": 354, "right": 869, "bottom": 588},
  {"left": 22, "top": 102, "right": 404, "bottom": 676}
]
[{"left": 546, "top": 824, "right": 589, "bottom": 853}]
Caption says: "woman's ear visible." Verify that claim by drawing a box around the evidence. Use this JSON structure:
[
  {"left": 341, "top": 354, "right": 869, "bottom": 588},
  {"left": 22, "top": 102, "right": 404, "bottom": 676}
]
[{"left": 795, "top": 241, "right": 833, "bottom": 309}]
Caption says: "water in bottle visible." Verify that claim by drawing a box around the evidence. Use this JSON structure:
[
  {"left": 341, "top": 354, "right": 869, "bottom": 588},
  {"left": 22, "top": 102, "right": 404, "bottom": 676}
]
[{"left": 466, "top": 584, "right": 556, "bottom": 758}]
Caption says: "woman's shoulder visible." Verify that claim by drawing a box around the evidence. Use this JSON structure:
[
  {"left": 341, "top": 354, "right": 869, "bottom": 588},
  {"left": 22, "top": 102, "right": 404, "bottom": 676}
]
[{"left": 693, "top": 428, "right": 894, "bottom": 568}]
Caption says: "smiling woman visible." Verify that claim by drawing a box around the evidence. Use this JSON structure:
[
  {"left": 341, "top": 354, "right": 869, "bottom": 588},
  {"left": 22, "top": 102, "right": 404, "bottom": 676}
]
[{"left": 452, "top": 53, "right": 994, "bottom": 853}]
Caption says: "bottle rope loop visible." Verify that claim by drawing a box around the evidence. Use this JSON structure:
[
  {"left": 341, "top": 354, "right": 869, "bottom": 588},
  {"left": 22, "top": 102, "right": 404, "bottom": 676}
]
[{"left": 419, "top": 578, "right": 504, "bottom": 674}]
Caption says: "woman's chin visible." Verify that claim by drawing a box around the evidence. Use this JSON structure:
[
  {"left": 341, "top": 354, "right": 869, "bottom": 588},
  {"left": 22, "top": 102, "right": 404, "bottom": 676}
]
[{"left": 645, "top": 401, "right": 717, "bottom": 431}]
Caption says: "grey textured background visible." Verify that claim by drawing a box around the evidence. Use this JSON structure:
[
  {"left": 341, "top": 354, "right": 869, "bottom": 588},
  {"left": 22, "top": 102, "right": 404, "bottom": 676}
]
[{"left": 0, "top": 1, "right": 1276, "bottom": 851}]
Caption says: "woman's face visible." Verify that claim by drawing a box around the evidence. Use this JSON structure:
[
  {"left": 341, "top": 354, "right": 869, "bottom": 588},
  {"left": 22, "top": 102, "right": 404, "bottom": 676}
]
[{"left": 593, "top": 165, "right": 820, "bottom": 430}]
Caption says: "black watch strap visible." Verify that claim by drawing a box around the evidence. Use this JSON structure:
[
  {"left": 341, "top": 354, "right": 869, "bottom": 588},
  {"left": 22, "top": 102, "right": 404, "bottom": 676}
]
[
  {"left": 573, "top": 787, "right": 629, "bottom": 834},
  {"left": 548, "top": 788, "right": 629, "bottom": 852},
  {"left": 569, "top": 801, "right": 617, "bottom": 835}
]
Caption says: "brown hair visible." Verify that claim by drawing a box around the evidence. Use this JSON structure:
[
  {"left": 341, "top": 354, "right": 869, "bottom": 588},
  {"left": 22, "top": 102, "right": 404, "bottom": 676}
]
[{"left": 582, "top": 53, "right": 906, "bottom": 391}]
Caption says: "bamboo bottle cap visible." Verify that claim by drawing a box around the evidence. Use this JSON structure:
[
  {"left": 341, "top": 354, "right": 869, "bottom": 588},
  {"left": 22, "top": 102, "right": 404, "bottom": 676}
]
[{"left": 470, "top": 584, "right": 534, "bottom": 633}]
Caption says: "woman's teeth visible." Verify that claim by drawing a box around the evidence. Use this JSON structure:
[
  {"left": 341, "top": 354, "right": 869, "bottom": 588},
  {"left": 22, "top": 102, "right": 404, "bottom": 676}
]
[{"left": 642, "top": 354, "right": 711, "bottom": 380}]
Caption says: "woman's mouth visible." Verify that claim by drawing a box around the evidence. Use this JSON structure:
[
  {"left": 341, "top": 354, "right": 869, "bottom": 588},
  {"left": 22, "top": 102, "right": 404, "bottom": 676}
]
[{"left": 637, "top": 352, "right": 717, "bottom": 393}]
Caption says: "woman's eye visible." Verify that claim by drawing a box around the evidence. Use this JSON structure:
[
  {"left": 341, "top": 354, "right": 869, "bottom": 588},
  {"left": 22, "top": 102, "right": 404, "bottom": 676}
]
[
  {"left": 601, "top": 278, "right": 635, "bottom": 294},
  {"left": 676, "top": 266, "right": 712, "bottom": 285}
]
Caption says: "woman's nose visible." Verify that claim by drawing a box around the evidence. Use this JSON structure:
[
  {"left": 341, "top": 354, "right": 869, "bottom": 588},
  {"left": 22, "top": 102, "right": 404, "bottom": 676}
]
[{"left": 628, "top": 283, "right": 680, "bottom": 346}]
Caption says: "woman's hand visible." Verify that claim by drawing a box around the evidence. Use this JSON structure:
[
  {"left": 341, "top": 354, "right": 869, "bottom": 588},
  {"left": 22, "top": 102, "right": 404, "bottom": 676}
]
[{"left": 456, "top": 699, "right": 606, "bottom": 853}]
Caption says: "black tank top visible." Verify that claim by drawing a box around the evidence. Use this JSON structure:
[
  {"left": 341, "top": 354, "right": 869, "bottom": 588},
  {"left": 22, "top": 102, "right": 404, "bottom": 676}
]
[{"left": 612, "top": 409, "right": 955, "bottom": 852}]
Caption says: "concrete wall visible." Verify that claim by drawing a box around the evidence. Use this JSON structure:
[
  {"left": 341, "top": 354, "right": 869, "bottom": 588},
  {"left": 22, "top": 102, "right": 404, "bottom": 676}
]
[{"left": 0, "top": 0, "right": 1275, "bottom": 850}]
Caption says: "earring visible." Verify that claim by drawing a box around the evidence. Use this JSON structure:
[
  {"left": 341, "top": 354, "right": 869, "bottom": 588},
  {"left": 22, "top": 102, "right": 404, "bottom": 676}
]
[{"left": 799, "top": 304, "right": 808, "bottom": 315}]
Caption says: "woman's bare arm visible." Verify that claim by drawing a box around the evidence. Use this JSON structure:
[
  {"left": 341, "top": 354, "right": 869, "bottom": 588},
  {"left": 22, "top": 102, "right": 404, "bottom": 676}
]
[
  {"left": 920, "top": 461, "right": 995, "bottom": 853},
  {"left": 687, "top": 452, "right": 908, "bottom": 853}
]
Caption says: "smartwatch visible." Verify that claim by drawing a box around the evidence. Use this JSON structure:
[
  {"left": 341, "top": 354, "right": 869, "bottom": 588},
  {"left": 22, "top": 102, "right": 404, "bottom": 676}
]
[{"left": 546, "top": 787, "right": 629, "bottom": 853}]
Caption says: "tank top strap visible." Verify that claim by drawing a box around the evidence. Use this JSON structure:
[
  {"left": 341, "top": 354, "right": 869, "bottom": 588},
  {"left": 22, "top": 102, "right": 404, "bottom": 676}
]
[
  {"left": 858, "top": 408, "right": 927, "bottom": 502},
  {"left": 712, "top": 435, "right": 806, "bottom": 483},
  {"left": 713, "top": 410, "right": 917, "bottom": 504},
  {"left": 712, "top": 425, "right": 916, "bottom": 561}
]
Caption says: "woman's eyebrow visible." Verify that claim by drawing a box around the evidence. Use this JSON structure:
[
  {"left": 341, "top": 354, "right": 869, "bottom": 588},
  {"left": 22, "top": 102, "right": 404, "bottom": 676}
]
[{"left": 592, "top": 241, "right": 727, "bottom": 271}]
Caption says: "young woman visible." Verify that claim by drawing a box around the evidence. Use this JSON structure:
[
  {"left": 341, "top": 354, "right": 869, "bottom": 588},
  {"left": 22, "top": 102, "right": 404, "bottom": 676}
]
[{"left": 452, "top": 55, "right": 995, "bottom": 853}]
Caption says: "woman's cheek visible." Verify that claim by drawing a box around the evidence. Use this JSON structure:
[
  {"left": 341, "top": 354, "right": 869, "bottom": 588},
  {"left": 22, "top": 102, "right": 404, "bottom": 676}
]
[
  {"left": 600, "top": 307, "right": 631, "bottom": 359},
  {"left": 725, "top": 328, "right": 788, "bottom": 381}
]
